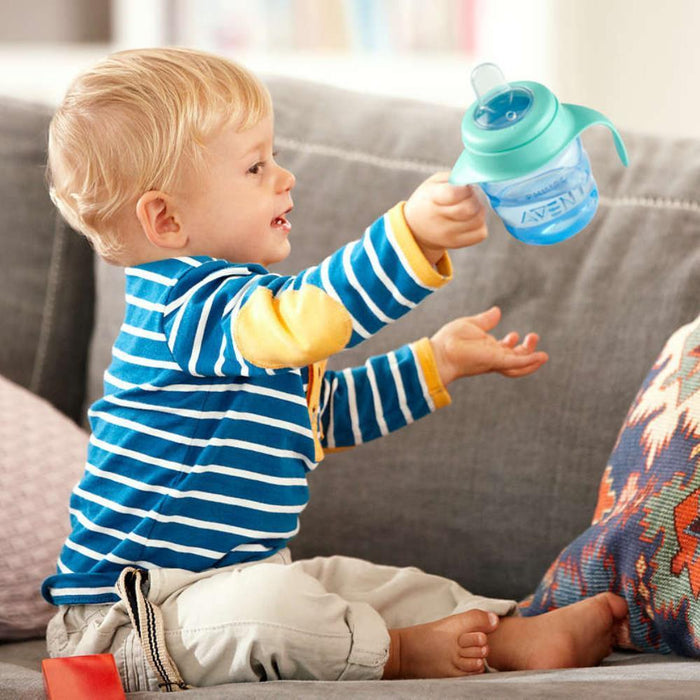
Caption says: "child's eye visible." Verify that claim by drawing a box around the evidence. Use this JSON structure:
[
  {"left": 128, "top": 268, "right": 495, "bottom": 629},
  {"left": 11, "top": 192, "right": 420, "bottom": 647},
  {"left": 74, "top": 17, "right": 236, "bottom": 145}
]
[{"left": 248, "top": 151, "right": 279, "bottom": 175}]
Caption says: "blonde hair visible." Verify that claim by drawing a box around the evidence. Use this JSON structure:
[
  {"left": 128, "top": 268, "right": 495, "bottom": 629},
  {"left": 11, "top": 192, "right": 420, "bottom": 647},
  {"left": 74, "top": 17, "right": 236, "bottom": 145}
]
[{"left": 48, "top": 47, "right": 272, "bottom": 261}]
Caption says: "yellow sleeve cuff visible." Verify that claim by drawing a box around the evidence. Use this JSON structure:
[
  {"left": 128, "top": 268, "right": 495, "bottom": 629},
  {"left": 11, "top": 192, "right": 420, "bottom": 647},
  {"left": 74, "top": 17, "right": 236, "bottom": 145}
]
[
  {"left": 387, "top": 203, "right": 453, "bottom": 288},
  {"left": 412, "top": 337, "right": 452, "bottom": 410}
]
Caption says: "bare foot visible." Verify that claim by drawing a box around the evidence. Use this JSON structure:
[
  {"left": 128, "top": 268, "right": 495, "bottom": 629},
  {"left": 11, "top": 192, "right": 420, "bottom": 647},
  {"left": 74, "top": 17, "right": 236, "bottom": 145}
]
[
  {"left": 487, "top": 592, "right": 628, "bottom": 671},
  {"left": 383, "top": 609, "right": 499, "bottom": 679}
]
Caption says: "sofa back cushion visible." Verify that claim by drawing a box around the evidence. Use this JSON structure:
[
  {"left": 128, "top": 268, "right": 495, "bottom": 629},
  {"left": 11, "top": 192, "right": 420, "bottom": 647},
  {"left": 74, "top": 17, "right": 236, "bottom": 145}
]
[
  {"left": 85, "top": 78, "right": 700, "bottom": 601},
  {"left": 0, "top": 98, "right": 94, "bottom": 424}
]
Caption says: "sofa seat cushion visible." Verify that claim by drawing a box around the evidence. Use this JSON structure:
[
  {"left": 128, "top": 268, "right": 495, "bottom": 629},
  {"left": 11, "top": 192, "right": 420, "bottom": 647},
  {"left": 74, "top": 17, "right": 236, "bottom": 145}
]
[{"left": 522, "top": 315, "right": 700, "bottom": 656}]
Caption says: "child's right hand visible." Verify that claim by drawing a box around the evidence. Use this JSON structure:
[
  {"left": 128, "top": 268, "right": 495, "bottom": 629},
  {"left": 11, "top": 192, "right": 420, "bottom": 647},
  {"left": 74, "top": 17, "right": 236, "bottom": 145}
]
[{"left": 403, "top": 172, "right": 488, "bottom": 266}]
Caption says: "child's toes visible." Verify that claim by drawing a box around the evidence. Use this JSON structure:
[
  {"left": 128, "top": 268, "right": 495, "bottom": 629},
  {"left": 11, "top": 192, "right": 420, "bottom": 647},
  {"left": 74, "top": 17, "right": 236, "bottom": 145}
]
[
  {"left": 457, "top": 609, "right": 499, "bottom": 635},
  {"left": 454, "top": 656, "right": 485, "bottom": 674},
  {"left": 459, "top": 644, "right": 489, "bottom": 660},
  {"left": 459, "top": 631, "right": 488, "bottom": 648}
]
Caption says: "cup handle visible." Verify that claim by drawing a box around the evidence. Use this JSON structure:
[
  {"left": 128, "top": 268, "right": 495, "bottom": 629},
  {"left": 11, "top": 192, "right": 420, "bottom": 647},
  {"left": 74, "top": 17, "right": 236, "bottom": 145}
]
[{"left": 564, "top": 103, "right": 629, "bottom": 167}]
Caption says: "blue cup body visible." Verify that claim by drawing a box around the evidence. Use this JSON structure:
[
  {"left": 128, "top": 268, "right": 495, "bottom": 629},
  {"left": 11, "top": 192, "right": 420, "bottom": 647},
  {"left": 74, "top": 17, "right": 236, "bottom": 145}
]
[{"left": 480, "top": 137, "right": 599, "bottom": 245}]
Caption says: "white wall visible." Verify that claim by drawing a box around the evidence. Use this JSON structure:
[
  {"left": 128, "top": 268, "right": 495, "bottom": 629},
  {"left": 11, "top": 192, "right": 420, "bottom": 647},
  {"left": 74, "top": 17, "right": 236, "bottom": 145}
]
[
  {"left": 474, "top": 0, "right": 556, "bottom": 86},
  {"left": 547, "top": 0, "right": 700, "bottom": 138},
  {"left": 1, "top": 0, "right": 699, "bottom": 139},
  {"left": 467, "top": 0, "right": 700, "bottom": 139},
  {"left": 0, "top": 0, "right": 109, "bottom": 42}
]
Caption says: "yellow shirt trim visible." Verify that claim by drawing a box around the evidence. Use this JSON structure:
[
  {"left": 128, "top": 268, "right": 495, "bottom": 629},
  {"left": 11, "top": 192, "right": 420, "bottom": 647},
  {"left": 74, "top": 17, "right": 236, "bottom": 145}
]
[
  {"left": 306, "top": 360, "right": 326, "bottom": 463},
  {"left": 412, "top": 337, "right": 452, "bottom": 410},
  {"left": 387, "top": 203, "right": 453, "bottom": 288}
]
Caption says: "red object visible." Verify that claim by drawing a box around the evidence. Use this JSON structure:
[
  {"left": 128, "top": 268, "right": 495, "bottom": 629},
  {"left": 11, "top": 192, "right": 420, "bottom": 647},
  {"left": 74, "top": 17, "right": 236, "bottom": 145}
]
[{"left": 42, "top": 654, "right": 126, "bottom": 700}]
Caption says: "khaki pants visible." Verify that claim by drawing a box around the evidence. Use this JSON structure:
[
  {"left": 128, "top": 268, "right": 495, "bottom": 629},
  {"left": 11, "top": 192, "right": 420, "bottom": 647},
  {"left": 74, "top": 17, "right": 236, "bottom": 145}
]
[{"left": 46, "top": 550, "right": 516, "bottom": 691}]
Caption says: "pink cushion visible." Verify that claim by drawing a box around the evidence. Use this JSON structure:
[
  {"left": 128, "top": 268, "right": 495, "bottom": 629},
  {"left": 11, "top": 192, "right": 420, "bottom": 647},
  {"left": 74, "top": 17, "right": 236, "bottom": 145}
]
[{"left": 0, "top": 375, "right": 87, "bottom": 640}]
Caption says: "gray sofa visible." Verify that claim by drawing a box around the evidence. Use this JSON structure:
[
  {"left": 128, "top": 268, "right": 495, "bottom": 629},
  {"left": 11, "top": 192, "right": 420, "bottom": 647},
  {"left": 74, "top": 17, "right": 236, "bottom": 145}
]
[{"left": 1, "top": 76, "right": 699, "bottom": 698}]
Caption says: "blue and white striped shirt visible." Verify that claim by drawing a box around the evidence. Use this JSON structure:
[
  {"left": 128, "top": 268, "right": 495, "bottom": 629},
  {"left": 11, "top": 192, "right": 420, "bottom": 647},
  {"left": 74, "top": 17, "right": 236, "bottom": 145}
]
[{"left": 43, "top": 205, "right": 452, "bottom": 605}]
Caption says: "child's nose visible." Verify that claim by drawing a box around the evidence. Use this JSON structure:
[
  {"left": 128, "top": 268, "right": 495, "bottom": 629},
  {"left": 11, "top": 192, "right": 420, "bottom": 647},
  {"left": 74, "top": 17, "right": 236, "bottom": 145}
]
[{"left": 276, "top": 166, "right": 295, "bottom": 193}]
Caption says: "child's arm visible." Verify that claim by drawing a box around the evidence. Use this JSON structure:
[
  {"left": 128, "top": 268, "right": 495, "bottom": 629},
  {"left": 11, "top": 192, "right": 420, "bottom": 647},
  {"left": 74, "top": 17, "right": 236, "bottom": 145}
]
[
  {"left": 162, "top": 176, "right": 487, "bottom": 377},
  {"left": 318, "top": 338, "right": 450, "bottom": 450},
  {"left": 318, "top": 307, "right": 547, "bottom": 449}
]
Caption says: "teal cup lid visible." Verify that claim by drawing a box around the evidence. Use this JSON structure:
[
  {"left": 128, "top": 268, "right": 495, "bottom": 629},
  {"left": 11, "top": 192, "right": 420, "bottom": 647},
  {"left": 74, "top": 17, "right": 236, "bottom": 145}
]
[{"left": 449, "top": 63, "right": 629, "bottom": 185}]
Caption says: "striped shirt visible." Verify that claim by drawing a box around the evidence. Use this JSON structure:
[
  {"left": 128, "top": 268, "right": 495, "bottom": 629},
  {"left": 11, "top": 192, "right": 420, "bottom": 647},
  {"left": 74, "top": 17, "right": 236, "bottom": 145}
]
[{"left": 42, "top": 204, "right": 452, "bottom": 606}]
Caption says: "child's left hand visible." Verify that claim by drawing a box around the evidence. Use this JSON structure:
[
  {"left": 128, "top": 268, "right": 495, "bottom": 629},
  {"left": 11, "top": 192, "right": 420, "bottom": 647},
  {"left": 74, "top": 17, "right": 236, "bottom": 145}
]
[{"left": 429, "top": 306, "right": 548, "bottom": 386}]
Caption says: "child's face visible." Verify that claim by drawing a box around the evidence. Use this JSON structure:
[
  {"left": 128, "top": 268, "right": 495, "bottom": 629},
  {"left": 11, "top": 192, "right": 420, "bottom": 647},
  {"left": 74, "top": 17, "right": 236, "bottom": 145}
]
[{"left": 178, "top": 114, "right": 295, "bottom": 266}]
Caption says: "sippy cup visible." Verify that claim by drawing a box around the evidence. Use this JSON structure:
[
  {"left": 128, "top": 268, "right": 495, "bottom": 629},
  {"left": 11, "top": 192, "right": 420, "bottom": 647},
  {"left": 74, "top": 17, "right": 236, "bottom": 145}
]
[{"left": 450, "top": 63, "right": 629, "bottom": 245}]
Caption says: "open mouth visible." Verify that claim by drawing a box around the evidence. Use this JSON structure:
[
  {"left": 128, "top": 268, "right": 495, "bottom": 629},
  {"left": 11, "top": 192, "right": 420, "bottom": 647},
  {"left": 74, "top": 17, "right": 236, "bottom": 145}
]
[{"left": 271, "top": 207, "right": 293, "bottom": 232}]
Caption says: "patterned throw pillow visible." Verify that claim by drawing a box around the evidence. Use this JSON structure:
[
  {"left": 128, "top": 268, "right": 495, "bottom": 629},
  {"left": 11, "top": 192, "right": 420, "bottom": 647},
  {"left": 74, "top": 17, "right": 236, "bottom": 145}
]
[
  {"left": 521, "top": 315, "right": 700, "bottom": 656},
  {"left": 0, "top": 375, "right": 87, "bottom": 640}
]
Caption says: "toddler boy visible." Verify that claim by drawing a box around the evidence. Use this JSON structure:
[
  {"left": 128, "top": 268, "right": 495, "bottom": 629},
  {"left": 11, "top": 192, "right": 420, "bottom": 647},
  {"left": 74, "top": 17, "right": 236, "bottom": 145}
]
[{"left": 43, "top": 48, "right": 627, "bottom": 690}]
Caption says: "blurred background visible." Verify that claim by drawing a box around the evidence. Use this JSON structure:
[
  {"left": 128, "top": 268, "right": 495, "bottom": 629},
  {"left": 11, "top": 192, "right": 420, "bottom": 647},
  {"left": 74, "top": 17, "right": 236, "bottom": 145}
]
[{"left": 0, "top": 0, "right": 698, "bottom": 138}]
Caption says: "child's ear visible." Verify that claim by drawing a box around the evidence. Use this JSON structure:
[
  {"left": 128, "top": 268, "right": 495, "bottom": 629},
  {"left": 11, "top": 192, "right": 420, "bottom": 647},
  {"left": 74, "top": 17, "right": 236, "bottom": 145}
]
[{"left": 135, "top": 191, "right": 187, "bottom": 250}]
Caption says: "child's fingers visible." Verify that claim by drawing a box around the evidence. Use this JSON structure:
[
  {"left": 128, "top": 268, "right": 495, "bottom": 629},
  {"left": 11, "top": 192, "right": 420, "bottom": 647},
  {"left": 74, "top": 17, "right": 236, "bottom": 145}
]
[
  {"left": 500, "top": 332, "right": 520, "bottom": 348},
  {"left": 431, "top": 181, "right": 478, "bottom": 207},
  {"left": 509, "top": 333, "right": 540, "bottom": 355},
  {"left": 441, "top": 193, "right": 484, "bottom": 220},
  {"left": 503, "top": 351, "right": 547, "bottom": 368},
  {"left": 521, "top": 333, "right": 540, "bottom": 352},
  {"left": 452, "top": 222, "right": 489, "bottom": 248},
  {"left": 467, "top": 306, "right": 501, "bottom": 332},
  {"left": 436, "top": 214, "right": 488, "bottom": 238},
  {"left": 502, "top": 362, "right": 545, "bottom": 378},
  {"left": 500, "top": 352, "right": 549, "bottom": 376}
]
